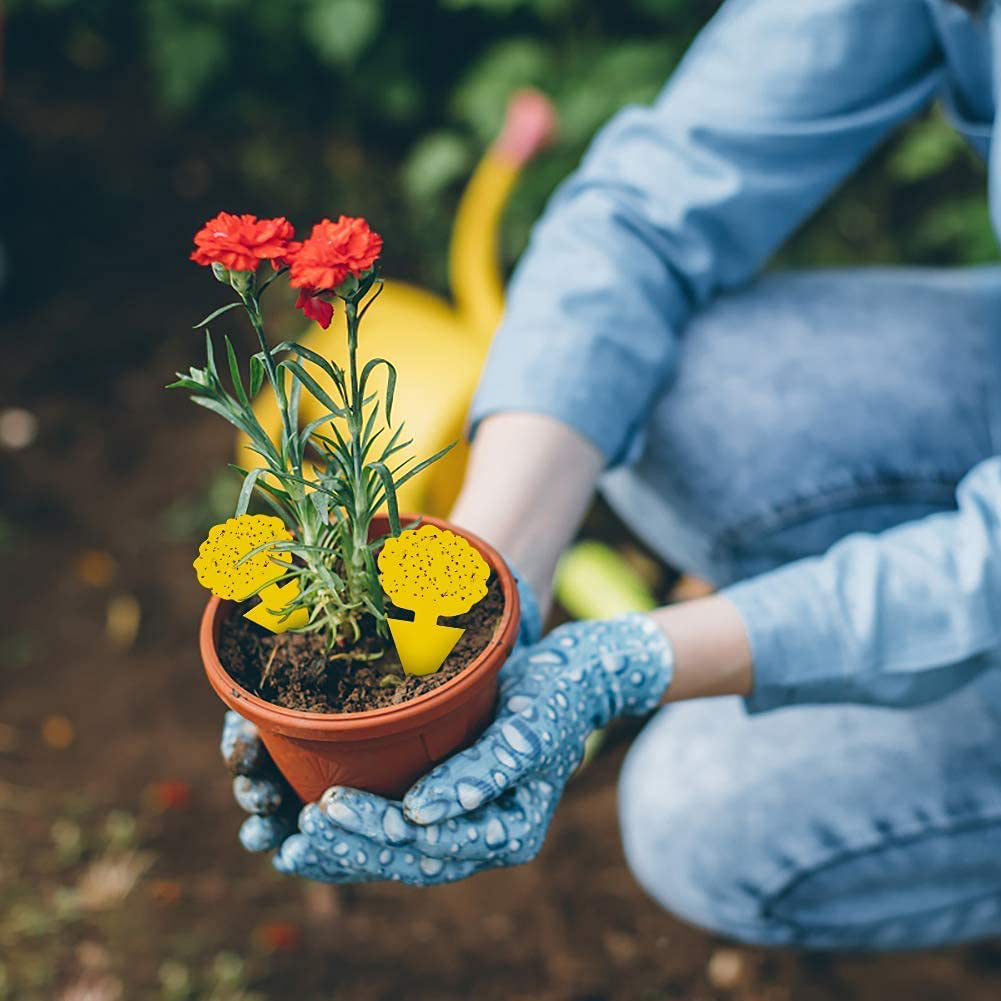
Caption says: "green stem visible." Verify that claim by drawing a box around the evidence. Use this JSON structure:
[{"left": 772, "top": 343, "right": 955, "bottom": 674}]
[
  {"left": 344, "top": 299, "right": 369, "bottom": 601},
  {"left": 242, "top": 293, "right": 298, "bottom": 479}
]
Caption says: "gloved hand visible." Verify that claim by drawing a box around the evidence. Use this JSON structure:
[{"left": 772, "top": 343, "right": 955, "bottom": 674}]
[
  {"left": 273, "top": 614, "right": 674, "bottom": 885},
  {"left": 220, "top": 570, "right": 543, "bottom": 854},
  {"left": 221, "top": 710, "right": 298, "bottom": 852},
  {"left": 223, "top": 593, "right": 675, "bottom": 885}
]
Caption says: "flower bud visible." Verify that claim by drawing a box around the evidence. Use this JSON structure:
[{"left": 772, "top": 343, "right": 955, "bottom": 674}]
[
  {"left": 211, "top": 262, "right": 230, "bottom": 284},
  {"left": 335, "top": 273, "right": 360, "bottom": 300},
  {"left": 229, "top": 269, "right": 255, "bottom": 294},
  {"left": 340, "top": 267, "right": 377, "bottom": 303},
  {"left": 188, "top": 365, "right": 212, "bottom": 388}
]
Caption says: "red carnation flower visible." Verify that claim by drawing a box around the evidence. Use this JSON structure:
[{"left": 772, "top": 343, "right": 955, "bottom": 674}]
[
  {"left": 191, "top": 212, "right": 297, "bottom": 273},
  {"left": 295, "top": 288, "right": 335, "bottom": 329},
  {"left": 288, "top": 216, "right": 382, "bottom": 293}
]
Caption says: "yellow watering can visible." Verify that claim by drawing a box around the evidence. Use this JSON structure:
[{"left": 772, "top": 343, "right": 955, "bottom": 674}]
[{"left": 240, "top": 89, "right": 557, "bottom": 515}]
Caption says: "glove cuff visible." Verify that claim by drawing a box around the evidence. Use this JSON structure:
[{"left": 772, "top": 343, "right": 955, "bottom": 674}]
[
  {"left": 506, "top": 558, "right": 542, "bottom": 647},
  {"left": 599, "top": 612, "right": 675, "bottom": 719}
]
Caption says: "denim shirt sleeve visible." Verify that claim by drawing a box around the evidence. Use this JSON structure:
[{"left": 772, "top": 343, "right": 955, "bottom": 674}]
[
  {"left": 469, "top": 0, "right": 943, "bottom": 466},
  {"left": 724, "top": 457, "right": 1001, "bottom": 711}
]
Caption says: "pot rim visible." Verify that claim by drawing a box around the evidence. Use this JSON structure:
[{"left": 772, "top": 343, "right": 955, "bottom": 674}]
[{"left": 199, "top": 513, "right": 519, "bottom": 739}]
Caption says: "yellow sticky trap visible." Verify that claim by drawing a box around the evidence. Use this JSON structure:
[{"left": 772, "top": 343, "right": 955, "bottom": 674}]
[
  {"left": 378, "top": 524, "right": 490, "bottom": 676},
  {"left": 243, "top": 580, "right": 310, "bottom": 633},
  {"left": 194, "top": 514, "right": 304, "bottom": 634}
]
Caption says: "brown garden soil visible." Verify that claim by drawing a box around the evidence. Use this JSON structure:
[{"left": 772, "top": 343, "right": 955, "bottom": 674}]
[
  {"left": 4, "top": 40, "right": 1001, "bottom": 1001},
  {"left": 220, "top": 576, "right": 504, "bottom": 713}
]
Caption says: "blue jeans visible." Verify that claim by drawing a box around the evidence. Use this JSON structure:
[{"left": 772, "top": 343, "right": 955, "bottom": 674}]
[{"left": 608, "top": 268, "right": 1001, "bottom": 949}]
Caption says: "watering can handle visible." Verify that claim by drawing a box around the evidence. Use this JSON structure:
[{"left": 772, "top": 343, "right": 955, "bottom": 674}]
[{"left": 449, "top": 89, "right": 558, "bottom": 344}]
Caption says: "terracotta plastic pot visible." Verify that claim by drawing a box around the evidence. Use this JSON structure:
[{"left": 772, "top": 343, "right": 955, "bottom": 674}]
[{"left": 200, "top": 513, "right": 520, "bottom": 802}]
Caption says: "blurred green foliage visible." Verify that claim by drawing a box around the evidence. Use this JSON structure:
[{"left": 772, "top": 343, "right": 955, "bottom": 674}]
[{"left": 7, "top": 0, "right": 996, "bottom": 289}]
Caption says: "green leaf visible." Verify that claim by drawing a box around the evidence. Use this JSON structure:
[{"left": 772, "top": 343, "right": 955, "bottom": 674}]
[
  {"left": 205, "top": 330, "right": 218, "bottom": 380},
  {"left": 195, "top": 396, "right": 279, "bottom": 472},
  {"left": 323, "top": 420, "right": 353, "bottom": 461},
  {"left": 393, "top": 440, "right": 457, "bottom": 489},
  {"left": 262, "top": 340, "right": 300, "bottom": 357},
  {"left": 358, "top": 589, "right": 385, "bottom": 620},
  {"left": 147, "top": 11, "right": 229, "bottom": 111},
  {"left": 310, "top": 556, "right": 346, "bottom": 595},
  {"left": 305, "top": 0, "right": 382, "bottom": 69},
  {"left": 368, "top": 461, "right": 401, "bottom": 536},
  {"left": 216, "top": 339, "right": 279, "bottom": 459},
  {"left": 379, "top": 437, "right": 413, "bottom": 463},
  {"left": 361, "top": 427, "right": 384, "bottom": 462},
  {"left": 228, "top": 464, "right": 292, "bottom": 502},
  {"left": 357, "top": 279, "right": 385, "bottom": 321},
  {"left": 279, "top": 359, "right": 349, "bottom": 419},
  {"left": 166, "top": 376, "right": 210, "bottom": 393},
  {"left": 299, "top": 413, "right": 337, "bottom": 451},
  {"left": 287, "top": 371, "right": 303, "bottom": 460},
  {"left": 247, "top": 484, "right": 288, "bottom": 521},
  {"left": 239, "top": 442, "right": 282, "bottom": 467},
  {"left": 359, "top": 357, "right": 396, "bottom": 426},
  {"left": 289, "top": 343, "right": 347, "bottom": 387},
  {"left": 193, "top": 300, "right": 242, "bottom": 329},
  {"left": 266, "top": 468, "right": 341, "bottom": 498},
  {"left": 360, "top": 398, "right": 381, "bottom": 451},
  {"left": 235, "top": 467, "right": 267, "bottom": 516},
  {"left": 377, "top": 423, "right": 411, "bottom": 462},
  {"left": 190, "top": 395, "right": 255, "bottom": 436},
  {"left": 316, "top": 438, "right": 352, "bottom": 479},
  {"left": 402, "top": 132, "right": 473, "bottom": 204},
  {"left": 249, "top": 355, "right": 265, "bottom": 397},
  {"left": 310, "top": 489, "right": 331, "bottom": 525},
  {"left": 225, "top": 335, "right": 250, "bottom": 408}
]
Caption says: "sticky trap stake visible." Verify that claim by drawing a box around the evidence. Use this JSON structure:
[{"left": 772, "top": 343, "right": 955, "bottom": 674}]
[
  {"left": 378, "top": 524, "right": 490, "bottom": 677},
  {"left": 243, "top": 579, "right": 310, "bottom": 634},
  {"left": 387, "top": 618, "right": 465, "bottom": 677},
  {"left": 193, "top": 514, "right": 306, "bottom": 634}
]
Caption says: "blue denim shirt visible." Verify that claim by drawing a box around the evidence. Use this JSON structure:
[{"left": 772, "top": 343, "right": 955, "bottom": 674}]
[{"left": 469, "top": 0, "right": 1001, "bottom": 710}]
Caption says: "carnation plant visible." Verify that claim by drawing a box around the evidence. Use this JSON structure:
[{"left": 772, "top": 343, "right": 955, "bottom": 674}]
[{"left": 171, "top": 212, "right": 452, "bottom": 659}]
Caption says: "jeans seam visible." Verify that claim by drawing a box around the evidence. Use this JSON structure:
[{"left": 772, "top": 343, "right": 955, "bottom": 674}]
[
  {"left": 710, "top": 471, "right": 961, "bottom": 562},
  {"left": 767, "top": 886, "right": 1001, "bottom": 941},
  {"left": 760, "top": 812, "right": 1001, "bottom": 934},
  {"left": 987, "top": 380, "right": 1001, "bottom": 456}
]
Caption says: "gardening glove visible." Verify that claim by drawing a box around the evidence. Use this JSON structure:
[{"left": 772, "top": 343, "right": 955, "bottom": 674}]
[
  {"left": 221, "top": 568, "right": 542, "bottom": 854},
  {"left": 220, "top": 710, "right": 300, "bottom": 852},
  {"left": 271, "top": 613, "right": 674, "bottom": 885}
]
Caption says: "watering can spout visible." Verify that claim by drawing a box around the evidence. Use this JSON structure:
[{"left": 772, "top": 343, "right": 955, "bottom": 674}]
[{"left": 449, "top": 89, "right": 557, "bottom": 346}]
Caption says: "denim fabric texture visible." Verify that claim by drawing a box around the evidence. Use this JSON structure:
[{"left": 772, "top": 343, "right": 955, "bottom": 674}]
[
  {"left": 610, "top": 270, "right": 1001, "bottom": 948},
  {"left": 603, "top": 268, "right": 1001, "bottom": 711}
]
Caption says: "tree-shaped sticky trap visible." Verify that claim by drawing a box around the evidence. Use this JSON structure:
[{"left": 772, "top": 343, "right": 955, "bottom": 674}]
[
  {"left": 194, "top": 514, "right": 309, "bottom": 633},
  {"left": 378, "top": 525, "right": 490, "bottom": 676}
]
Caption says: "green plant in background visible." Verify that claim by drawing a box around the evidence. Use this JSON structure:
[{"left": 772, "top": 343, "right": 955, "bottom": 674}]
[{"left": 9, "top": 0, "right": 996, "bottom": 286}]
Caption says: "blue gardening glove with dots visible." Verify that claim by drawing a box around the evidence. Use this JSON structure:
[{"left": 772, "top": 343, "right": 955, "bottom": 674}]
[
  {"left": 270, "top": 613, "right": 673, "bottom": 885},
  {"left": 222, "top": 568, "right": 542, "bottom": 855},
  {"left": 221, "top": 711, "right": 298, "bottom": 852}
]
